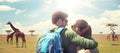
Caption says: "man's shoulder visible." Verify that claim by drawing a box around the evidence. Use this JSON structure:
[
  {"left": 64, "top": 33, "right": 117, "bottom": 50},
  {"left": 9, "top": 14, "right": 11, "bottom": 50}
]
[{"left": 64, "top": 28, "right": 77, "bottom": 35}]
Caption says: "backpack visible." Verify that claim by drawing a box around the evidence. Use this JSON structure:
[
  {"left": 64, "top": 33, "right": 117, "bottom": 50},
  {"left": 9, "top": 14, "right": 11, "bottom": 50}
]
[{"left": 37, "top": 27, "right": 64, "bottom": 53}]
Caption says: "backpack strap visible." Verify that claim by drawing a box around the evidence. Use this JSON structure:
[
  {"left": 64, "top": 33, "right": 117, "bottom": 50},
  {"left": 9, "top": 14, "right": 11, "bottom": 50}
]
[{"left": 55, "top": 27, "right": 64, "bottom": 53}]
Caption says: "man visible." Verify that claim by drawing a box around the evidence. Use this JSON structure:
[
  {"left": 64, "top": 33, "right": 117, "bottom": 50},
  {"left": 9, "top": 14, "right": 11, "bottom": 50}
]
[{"left": 51, "top": 11, "right": 98, "bottom": 53}]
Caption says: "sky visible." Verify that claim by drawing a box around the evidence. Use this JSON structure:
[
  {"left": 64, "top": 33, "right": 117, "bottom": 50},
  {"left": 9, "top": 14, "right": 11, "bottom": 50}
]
[{"left": 0, "top": 0, "right": 120, "bottom": 34}]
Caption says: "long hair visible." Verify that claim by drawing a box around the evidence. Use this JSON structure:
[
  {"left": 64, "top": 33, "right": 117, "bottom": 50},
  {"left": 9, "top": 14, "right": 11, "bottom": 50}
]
[
  {"left": 74, "top": 20, "right": 92, "bottom": 39},
  {"left": 81, "top": 26, "right": 92, "bottom": 38}
]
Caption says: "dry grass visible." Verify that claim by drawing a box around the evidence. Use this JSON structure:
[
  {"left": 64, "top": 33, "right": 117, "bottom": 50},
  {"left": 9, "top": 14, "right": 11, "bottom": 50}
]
[
  {"left": 0, "top": 34, "right": 38, "bottom": 53},
  {"left": 93, "top": 34, "right": 120, "bottom": 53},
  {"left": 0, "top": 34, "right": 120, "bottom": 53}
]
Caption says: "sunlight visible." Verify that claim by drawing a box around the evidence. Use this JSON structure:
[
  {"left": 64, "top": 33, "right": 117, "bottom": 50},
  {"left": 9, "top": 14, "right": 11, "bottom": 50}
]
[
  {"left": 54, "top": 0, "right": 82, "bottom": 13},
  {"left": 43, "top": 0, "right": 94, "bottom": 14},
  {"left": 52, "top": 0, "right": 94, "bottom": 13}
]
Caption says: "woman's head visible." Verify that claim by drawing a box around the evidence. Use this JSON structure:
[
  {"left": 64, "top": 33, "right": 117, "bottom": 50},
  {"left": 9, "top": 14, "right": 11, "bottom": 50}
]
[
  {"left": 72, "top": 19, "right": 91, "bottom": 36},
  {"left": 52, "top": 11, "right": 68, "bottom": 27},
  {"left": 74, "top": 20, "right": 88, "bottom": 30}
]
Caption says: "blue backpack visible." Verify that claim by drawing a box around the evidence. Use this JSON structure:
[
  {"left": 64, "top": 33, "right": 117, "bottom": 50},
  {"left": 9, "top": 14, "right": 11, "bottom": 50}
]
[{"left": 37, "top": 27, "right": 64, "bottom": 53}]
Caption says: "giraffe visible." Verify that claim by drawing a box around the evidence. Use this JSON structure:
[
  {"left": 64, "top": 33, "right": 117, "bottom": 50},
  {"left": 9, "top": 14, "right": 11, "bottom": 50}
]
[
  {"left": 112, "top": 32, "right": 118, "bottom": 41},
  {"left": 115, "top": 35, "right": 119, "bottom": 40},
  {"left": 107, "top": 33, "right": 112, "bottom": 40},
  {"left": 7, "top": 32, "right": 15, "bottom": 44},
  {"left": 107, "top": 32, "right": 119, "bottom": 41},
  {"left": 6, "top": 21, "right": 26, "bottom": 48}
]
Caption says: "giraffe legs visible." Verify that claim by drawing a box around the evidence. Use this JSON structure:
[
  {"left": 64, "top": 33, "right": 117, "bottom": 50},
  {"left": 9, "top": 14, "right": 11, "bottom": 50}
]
[
  {"left": 10, "top": 37, "right": 13, "bottom": 44},
  {"left": 7, "top": 36, "right": 13, "bottom": 44},
  {"left": 21, "top": 38, "right": 26, "bottom": 48},
  {"left": 7, "top": 37, "right": 9, "bottom": 43},
  {"left": 114, "top": 34, "right": 119, "bottom": 41},
  {"left": 7, "top": 35, "right": 10, "bottom": 43},
  {"left": 16, "top": 37, "right": 19, "bottom": 48},
  {"left": 16, "top": 37, "right": 27, "bottom": 48},
  {"left": 107, "top": 34, "right": 111, "bottom": 40}
]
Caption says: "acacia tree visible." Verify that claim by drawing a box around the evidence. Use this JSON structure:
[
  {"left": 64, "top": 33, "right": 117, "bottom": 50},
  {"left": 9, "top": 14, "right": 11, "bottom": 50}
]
[
  {"left": 106, "top": 23, "right": 118, "bottom": 41},
  {"left": 29, "top": 30, "right": 35, "bottom": 36},
  {"left": 100, "top": 32, "right": 103, "bottom": 34},
  {"left": 6, "top": 30, "right": 12, "bottom": 35}
]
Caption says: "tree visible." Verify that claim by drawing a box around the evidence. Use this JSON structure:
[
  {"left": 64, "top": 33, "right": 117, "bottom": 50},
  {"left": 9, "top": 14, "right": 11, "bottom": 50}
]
[
  {"left": 106, "top": 23, "right": 118, "bottom": 27},
  {"left": 100, "top": 32, "right": 103, "bottom": 34},
  {"left": 5, "top": 30, "right": 12, "bottom": 35},
  {"left": 29, "top": 30, "right": 35, "bottom": 36},
  {"left": 106, "top": 23, "right": 118, "bottom": 41}
]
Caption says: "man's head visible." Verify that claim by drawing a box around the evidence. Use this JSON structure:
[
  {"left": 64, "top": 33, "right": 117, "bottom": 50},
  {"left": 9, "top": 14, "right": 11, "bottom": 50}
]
[{"left": 52, "top": 11, "right": 68, "bottom": 27}]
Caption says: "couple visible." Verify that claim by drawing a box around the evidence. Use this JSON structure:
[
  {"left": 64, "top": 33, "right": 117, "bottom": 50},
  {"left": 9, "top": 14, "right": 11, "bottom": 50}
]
[{"left": 38, "top": 11, "right": 99, "bottom": 53}]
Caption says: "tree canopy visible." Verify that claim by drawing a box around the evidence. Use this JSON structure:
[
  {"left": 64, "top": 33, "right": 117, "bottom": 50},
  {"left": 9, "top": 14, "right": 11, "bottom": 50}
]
[{"left": 106, "top": 23, "right": 118, "bottom": 27}]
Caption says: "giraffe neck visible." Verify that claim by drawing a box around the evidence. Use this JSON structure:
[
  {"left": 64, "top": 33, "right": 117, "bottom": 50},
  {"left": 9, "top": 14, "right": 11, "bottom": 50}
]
[
  {"left": 9, "top": 23, "right": 18, "bottom": 32},
  {"left": 9, "top": 32, "right": 15, "bottom": 36}
]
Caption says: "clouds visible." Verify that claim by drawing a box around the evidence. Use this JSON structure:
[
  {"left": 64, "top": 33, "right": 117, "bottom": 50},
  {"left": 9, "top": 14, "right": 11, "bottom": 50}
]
[
  {"left": 0, "top": 0, "right": 23, "bottom": 3},
  {"left": 67, "top": 14, "right": 109, "bottom": 34},
  {"left": 66, "top": 5, "right": 120, "bottom": 34},
  {"left": 2, "top": 20, "right": 53, "bottom": 34},
  {"left": 102, "top": 10, "right": 120, "bottom": 18},
  {"left": 100, "top": 9, "right": 120, "bottom": 34},
  {"left": 24, "top": 20, "right": 53, "bottom": 34},
  {"left": 0, "top": 20, "right": 2, "bottom": 29},
  {"left": 25, "top": 1, "right": 120, "bottom": 34},
  {"left": 43, "top": 0, "right": 95, "bottom": 13},
  {"left": 15, "top": 9, "right": 25, "bottom": 15},
  {"left": 101, "top": 10, "right": 120, "bottom": 23},
  {"left": 0, "top": 5, "right": 25, "bottom": 15},
  {"left": 118, "top": 5, "right": 120, "bottom": 8},
  {"left": 0, "top": 0, "right": 25, "bottom": 15},
  {"left": 0, "top": 5, "right": 15, "bottom": 11},
  {"left": 0, "top": 0, "right": 120, "bottom": 34},
  {"left": 87, "top": 9, "right": 120, "bottom": 34}
]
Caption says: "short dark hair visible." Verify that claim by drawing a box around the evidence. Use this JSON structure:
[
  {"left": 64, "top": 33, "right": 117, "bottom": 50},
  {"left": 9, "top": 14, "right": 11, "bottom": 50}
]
[{"left": 52, "top": 11, "right": 68, "bottom": 24}]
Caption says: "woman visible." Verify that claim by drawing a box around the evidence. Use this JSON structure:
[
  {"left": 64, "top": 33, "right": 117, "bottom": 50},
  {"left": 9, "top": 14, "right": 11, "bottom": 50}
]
[{"left": 71, "top": 19, "right": 99, "bottom": 53}]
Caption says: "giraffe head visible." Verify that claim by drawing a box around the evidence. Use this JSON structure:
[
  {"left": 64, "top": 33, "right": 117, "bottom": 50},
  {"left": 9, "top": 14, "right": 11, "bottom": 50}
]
[{"left": 6, "top": 21, "right": 11, "bottom": 25}]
